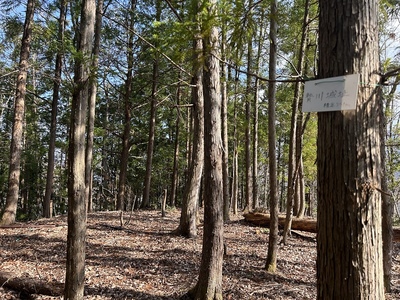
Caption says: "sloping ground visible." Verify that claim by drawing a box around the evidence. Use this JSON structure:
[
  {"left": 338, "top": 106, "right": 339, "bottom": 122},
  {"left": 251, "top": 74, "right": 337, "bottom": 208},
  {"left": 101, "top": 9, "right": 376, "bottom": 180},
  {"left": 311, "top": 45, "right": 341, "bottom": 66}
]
[{"left": 0, "top": 209, "right": 399, "bottom": 299}]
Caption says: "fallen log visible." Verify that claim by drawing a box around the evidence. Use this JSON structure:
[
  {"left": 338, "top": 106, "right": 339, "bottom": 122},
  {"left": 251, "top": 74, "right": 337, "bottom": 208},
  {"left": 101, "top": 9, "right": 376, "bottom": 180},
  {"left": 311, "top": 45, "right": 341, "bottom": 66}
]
[
  {"left": 243, "top": 211, "right": 400, "bottom": 242},
  {"left": 0, "top": 271, "right": 63, "bottom": 297},
  {"left": 243, "top": 212, "right": 316, "bottom": 233}
]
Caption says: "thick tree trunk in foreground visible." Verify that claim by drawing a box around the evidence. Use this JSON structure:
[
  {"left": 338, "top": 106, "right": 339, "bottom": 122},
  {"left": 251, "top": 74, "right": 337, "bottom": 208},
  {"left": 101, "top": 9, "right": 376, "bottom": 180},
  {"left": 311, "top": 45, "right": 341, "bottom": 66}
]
[
  {"left": 187, "top": 2, "right": 223, "bottom": 298},
  {"left": 317, "top": 0, "right": 384, "bottom": 298},
  {"left": 64, "top": 0, "right": 95, "bottom": 298},
  {"left": 1, "top": 0, "right": 35, "bottom": 226}
]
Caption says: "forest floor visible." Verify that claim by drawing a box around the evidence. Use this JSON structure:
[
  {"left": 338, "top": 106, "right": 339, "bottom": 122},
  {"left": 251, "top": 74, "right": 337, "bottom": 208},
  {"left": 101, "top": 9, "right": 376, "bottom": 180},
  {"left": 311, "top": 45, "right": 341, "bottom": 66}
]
[{"left": 1, "top": 209, "right": 400, "bottom": 300}]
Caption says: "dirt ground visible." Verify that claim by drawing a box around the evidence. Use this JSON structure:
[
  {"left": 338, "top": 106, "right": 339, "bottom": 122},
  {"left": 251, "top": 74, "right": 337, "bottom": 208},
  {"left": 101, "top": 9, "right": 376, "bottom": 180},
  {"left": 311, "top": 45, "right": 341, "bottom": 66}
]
[{"left": 0, "top": 209, "right": 399, "bottom": 299}]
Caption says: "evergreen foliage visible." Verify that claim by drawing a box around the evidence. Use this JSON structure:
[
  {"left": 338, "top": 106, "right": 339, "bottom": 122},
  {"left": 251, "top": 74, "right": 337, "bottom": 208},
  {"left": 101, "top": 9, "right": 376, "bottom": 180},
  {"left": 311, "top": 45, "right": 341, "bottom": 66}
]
[{"left": 0, "top": 0, "right": 398, "bottom": 220}]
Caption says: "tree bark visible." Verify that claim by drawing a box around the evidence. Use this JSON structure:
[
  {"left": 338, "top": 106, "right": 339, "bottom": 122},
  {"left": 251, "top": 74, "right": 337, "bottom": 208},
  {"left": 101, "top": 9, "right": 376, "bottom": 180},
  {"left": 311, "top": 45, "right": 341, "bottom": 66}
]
[
  {"left": 175, "top": 28, "right": 204, "bottom": 238},
  {"left": 221, "top": 20, "right": 230, "bottom": 222},
  {"left": 188, "top": 1, "right": 224, "bottom": 297},
  {"left": 244, "top": 35, "right": 253, "bottom": 212},
  {"left": 252, "top": 77, "right": 259, "bottom": 209},
  {"left": 265, "top": 0, "right": 278, "bottom": 273},
  {"left": 85, "top": 0, "right": 103, "bottom": 213},
  {"left": 231, "top": 71, "right": 239, "bottom": 215},
  {"left": 169, "top": 77, "right": 181, "bottom": 208},
  {"left": 64, "top": 0, "right": 95, "bottom": 297},
  {"left": 317, "top": 0, "right": 384, "bottom": 298},
  {"left": 1, "top": 0, "right": 35, "bottom": 226},
  {"left": 117, "top": 0, "right": 136, "bottom": 212},
  {"left": 44, "top": 0, "right": 66, "bottom": 218},
  {"left": 142, "top": 0, "right": 161, "bottom": 209},
  {"left": 282, "top": 0, "right": 310, "bottom": 243}
]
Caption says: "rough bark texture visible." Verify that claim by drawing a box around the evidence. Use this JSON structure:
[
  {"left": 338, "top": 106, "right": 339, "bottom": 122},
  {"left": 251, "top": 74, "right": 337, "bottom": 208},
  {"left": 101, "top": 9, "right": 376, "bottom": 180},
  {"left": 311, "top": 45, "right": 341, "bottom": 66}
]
[
  {"left": 265, "top": 0, "right": 278, "bottom": 273},
  {"left": 189, "top": 5, "right": 224, "bottom": 298},
  {"left": 64, "top": 0, "right": 95, "bottom": 298},
  {"left": 1, "top": 0, "right": 35, "bottom": 226},
  {"left": 176, "top": 32, "right": 204, "bottom": 238},
  {"left": 221, "top": 33, "right": 230, "bottom": 222},
  {"left": 85, "top": 0, "right": 103, "bottom": 213},
  {"left": 317, "top": 0, "right": 384, "bottom": 298}
]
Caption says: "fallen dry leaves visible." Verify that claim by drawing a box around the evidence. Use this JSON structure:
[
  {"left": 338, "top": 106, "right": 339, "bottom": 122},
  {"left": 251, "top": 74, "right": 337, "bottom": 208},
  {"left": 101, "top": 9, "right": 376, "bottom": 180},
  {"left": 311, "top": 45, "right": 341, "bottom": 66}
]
[{"left": 0, "top": 209, "right": 399, "bottom": 299}]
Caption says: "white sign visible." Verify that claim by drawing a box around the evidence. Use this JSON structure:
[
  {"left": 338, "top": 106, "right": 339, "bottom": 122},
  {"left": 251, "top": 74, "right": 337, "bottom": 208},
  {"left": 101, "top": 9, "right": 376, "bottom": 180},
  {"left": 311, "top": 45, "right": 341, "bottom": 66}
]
[{"left": 302, "top": 74, "right": 360, "bottom": 112}]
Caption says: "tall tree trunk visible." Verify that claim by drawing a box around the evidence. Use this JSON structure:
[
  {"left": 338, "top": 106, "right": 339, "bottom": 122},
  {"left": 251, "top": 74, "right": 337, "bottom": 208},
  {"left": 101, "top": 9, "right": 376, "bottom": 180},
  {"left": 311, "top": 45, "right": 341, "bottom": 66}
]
[
  {"left": 64, "top": 0, "right": 95, "bottom": 297},
  {"left": 296, "top": 156, "right": 306, "bottom": 218},
  {"left": 244, "top": 39, "right": 253, "bottom": 212},
  {"left": 169, "top": 74, "right": 182, "bottom": 208},
  {"left": 1, "top": 0, "right": 35, "bottom": 226},
  {"left": 142, "top": 0, "right": 161, "bottom": 209},
  {"left": 117, "top": 0, "right": 136, "bottom": 212},
  {"left": 252, "top": 78, "right": 259, "bottom": 209},
  {"left": 317, "top": 0, "right": 384, "bottom": 298},
  {"left": 231, "top": 73, "right": 239, "bottom": 215},
  {"left": 382, "top": 81, "right": 396, "bottom": 292},
  {"left": 175, "top": 29, "right": 204, "bottom": 238},
  {"left": 44, "top": 0, "right": 66, "bottom": 218},
  {"left": 265, "top": 0, "right": 278, "bottom": 273},
  {"left": 85, "top": 0, "right": 103, "bottom": 213},
  {"left": 187, "top": 1, "right": 223, "bottom": 297},
  {"left": 381, "top": 115, "right": 392, "bottom": 293},
  {"left": 252, "top": 10, "right": 266, "bottom": 210},
  {"left": 221, "top": 23, "right": 230, "bottom": 222},
  {"left": 282, "top": 0, "right": 310, "bottom": 243}
]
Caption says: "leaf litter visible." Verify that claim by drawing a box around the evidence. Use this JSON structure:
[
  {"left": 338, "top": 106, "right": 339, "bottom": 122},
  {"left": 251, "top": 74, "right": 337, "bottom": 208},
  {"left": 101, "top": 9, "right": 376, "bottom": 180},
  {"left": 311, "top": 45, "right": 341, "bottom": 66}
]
[{"left": 0, "top": 209, "right": 399, "bottom": 299}]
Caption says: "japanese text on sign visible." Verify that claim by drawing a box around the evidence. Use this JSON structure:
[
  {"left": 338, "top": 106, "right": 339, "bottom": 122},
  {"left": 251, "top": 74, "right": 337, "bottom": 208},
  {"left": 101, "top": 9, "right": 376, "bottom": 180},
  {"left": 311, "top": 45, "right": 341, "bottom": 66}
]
[{"left": 302, "top": 74, "right": 359, "bottom": 112}]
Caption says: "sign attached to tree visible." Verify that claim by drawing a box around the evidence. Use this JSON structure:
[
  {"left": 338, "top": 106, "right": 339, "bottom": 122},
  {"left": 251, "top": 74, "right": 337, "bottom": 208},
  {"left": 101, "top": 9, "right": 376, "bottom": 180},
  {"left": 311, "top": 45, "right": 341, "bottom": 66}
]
[{"left": 302, "top": 74, "right": 360, "bottom": 112}]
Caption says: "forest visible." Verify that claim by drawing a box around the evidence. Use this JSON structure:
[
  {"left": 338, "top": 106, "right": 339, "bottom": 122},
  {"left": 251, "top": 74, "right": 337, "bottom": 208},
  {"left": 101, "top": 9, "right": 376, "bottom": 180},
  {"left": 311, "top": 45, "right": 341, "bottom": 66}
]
[{"left": 0, "top": 0, "right": 400, "bottom": 299}]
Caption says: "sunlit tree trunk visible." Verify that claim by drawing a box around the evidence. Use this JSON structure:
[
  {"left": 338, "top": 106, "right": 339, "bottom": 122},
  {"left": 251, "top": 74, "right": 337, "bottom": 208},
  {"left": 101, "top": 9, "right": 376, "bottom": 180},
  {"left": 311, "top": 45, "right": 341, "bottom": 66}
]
[
  {"left": 1, "top": 0, "right": 35, "bottom": 226},
  {"left": 317, "top": 0, "right": 384, "bottom": 298},
  {"left": 85, "top": 0, "right": 103, "bottom": 213},
  {"left": 64, "top": 0, "right": 95, "bottom": 297},
  {"left": 187, "top": 0, "right": 223, "bottom": 297},
  {"left": 221, "top": 16, "right": 230, "bottom": 221},
  {"left": 175, "top": 29, "right": 204, "bottom": 238}
]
